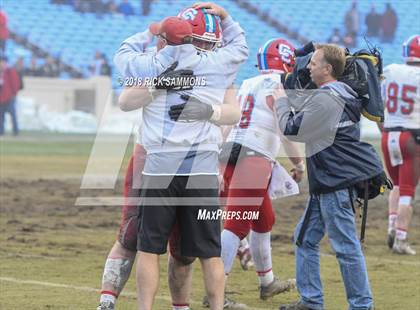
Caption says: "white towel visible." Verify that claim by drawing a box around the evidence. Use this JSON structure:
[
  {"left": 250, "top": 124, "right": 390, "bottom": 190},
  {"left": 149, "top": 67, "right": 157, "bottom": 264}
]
[
  {"left": 387, "top": 131, "right": 403, "bottom": 167},
  {"left": 268, "top": 161, "right": 300, "bottom": 200}
]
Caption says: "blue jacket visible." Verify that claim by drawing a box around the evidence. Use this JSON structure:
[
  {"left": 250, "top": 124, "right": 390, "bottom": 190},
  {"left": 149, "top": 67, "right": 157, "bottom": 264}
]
[{"left": 276, "top": 81, "right": 384, "bottom": 194}]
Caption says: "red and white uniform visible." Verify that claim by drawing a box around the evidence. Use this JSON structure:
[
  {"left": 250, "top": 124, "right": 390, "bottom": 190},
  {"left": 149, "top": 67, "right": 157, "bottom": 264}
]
[
  {"left": 382, "top": 64, "right": 420, "bottom": 129},
  {"left": 222, "top": 73, "right": 282, "bottom": 238},
  {"left": 381, "top": 63, "right": 420, "bottom": 198},
  {"left": 226, "top": 73, "right": 281, "bottom": 160}
]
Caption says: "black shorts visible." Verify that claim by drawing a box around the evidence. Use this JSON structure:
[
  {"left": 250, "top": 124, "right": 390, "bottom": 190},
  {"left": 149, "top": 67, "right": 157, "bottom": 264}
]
[{"left": 137, "top": 175, "right": 221, "bottom": 258}]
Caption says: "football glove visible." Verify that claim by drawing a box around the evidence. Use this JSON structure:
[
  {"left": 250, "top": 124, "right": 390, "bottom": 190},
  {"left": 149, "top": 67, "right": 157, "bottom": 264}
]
[
  {"left": 154, "top": 61, "right": 196, "bottom": 91},
  {"left": 168, "top": 94, "right": 214, "bottom": 121}
]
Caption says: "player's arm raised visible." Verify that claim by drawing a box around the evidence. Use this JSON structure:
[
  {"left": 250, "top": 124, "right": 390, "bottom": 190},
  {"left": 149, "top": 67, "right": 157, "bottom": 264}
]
[
  {"left": 193, "top": 2, "right": 249, "bottom": 83},
  {"left": 113, "top": 28, "right": 176, "bottom": 79}
]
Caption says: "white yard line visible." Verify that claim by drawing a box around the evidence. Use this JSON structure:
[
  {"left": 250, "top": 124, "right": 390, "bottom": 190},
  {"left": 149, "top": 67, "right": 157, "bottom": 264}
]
[
  {"left": 0, "top": 253, "right": 61, "bottom": 260},
  {"left": 1, "top": 253, "right": 417, "bottom": 310},
  {"left": 0, "top": 276, "right": 164, "bottom": 301},
  {"left": 0, "top": 276, "right": 268, "bottom": 310}
]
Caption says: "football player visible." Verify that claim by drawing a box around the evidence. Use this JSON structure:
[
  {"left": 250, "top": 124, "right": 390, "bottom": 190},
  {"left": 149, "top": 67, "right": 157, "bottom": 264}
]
[
  {"left": 219, "top": 38, "right": 303, "bottom": 303},
  {"left": 188, "top": 39, "right": 304, "bottom": 308},
  {"left": 97, "top": 5, "right": 240, "bottom": 310},
  {"left": 114, "top": 2, "right": 247, "bottom": 310},
  {"left": 382, "top": 34, "right": 420, "bottom": 255}
]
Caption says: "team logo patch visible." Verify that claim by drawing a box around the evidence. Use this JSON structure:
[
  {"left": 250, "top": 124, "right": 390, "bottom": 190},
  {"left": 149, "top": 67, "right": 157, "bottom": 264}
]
[
  {"left": 277, "top": 44, "right": 294, "bottom": 64},
  {"left": 180, "top": 8, "right": 198, "bottom": 21}
]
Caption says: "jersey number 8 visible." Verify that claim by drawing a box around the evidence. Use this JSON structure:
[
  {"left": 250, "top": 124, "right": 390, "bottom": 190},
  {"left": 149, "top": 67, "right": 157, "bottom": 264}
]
[{"left": 238, "top": 94, "right": 255, "bottom": 128}]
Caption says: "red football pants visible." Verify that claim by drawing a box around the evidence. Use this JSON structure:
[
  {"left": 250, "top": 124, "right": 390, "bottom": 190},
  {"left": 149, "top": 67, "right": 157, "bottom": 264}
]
[
  {"left": 221, "top": 156, "right": 275, "bottom": 239},
  {"left": 381, "top": 131, "right": 420, "bottom": 197}
]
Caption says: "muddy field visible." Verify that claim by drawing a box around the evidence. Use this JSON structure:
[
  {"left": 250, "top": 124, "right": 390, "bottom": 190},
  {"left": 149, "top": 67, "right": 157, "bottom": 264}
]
[{"left": 0, "top": 133, "right": 419, "bottom": 309}]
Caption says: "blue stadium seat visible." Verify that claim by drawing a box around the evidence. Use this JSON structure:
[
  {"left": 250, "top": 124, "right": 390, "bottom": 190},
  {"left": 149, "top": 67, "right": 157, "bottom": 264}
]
[{"left": 3, "top": 0, "right": 419, "bottom": 85}]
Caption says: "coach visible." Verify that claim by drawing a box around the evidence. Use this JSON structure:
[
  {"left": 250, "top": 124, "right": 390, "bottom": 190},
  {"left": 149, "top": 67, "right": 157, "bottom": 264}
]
[{"left": 276, "top": 44, "right": 383, "bottom": 310}]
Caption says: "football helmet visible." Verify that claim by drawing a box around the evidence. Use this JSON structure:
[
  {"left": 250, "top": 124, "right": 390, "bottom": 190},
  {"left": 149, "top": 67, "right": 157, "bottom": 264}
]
[
  {"left": 403, "top": 35, "right": 420, "bottom": 63},
  {"left": 257, "top": 39, "right": 295, "bottom": 73},
  {"left": 178, "top": 7, "right": 222, "bottom": 52}
]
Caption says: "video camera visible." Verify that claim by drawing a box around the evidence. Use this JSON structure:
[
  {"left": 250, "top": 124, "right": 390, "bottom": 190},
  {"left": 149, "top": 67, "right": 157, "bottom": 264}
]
[{"left": 284, "top": 41, "right": 385, "bottom": 122}]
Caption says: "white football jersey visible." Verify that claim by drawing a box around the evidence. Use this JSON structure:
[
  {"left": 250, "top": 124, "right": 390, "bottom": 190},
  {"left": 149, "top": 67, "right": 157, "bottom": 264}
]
[
  {"left": 227, "top": 73, "right": 281, "bottom": 160},
  {"left": 114, "top": 16, "right": 248, "bottom": 155},
  {"left": 382, "top": 63, "right": 420, "bottom": 129}
]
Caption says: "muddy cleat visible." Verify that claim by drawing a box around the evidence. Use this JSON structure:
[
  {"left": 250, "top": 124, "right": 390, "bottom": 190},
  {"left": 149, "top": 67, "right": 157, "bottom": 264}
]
[
  {"left": 96, "top": 301, "right": 115, "bottom": 310},
  {"left": 393, "top": 239, "right": 416, "bottom": 255},
  {"left": 223, "top": 296, "right": 248, "bottom": 309},
  {"left": 202, "top": 295, "right": 248, "bottom": 309},
  {"left": 260, "top": 277, "right": 296, "bottom": 300},
  {"left": 279, "top": 301, "right": 314, "bottom": 310},
  {"left": 237, "top": 247, "right": 254, "bottom": 270},
  {"left": 387, "top": 229, "right": 395, "bottom": 249}
]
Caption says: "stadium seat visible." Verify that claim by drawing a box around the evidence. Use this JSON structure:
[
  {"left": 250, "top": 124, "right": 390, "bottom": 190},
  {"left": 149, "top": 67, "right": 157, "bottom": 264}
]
[{"left": 3, "top": 0, "right": 419, "bottom": 86}]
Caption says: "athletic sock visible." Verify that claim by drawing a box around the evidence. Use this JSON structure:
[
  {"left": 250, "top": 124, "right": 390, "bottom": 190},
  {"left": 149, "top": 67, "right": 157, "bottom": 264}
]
[
  {"left": 100, "top": 257, "right": 134, "bottom": 305},
  {"left": 221, "top": 229, "right": 241, "bottom": 275},
  {"left": 172, "top": 303, "right": 190, "bottom": 310},
  {"left": 249, "top": 230, "right": 273, "bottom": 287},
  {"left": 257, "top": 269, "right": 274, "bottom": 287},
  {"left": 396, "top": 228, "right": 407, "bottom": 241},
  {"left": 388, "top": 213, "right": 397, "bottom": 234},
  {"left": 100, "top": 291, "right": 117, "bottom": 304},
  {"left": 238, "top": 237, "right": 250, "bottom": 253}
]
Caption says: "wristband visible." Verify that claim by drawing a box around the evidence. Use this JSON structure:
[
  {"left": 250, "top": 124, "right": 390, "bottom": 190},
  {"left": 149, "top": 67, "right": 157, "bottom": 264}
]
[{"left": 210, "top": 105, "right": 222, "bottom": 122}]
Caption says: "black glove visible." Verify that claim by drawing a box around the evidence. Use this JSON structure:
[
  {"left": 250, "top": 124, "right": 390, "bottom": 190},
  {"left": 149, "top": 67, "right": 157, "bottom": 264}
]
[
  {"left": 154, "top": 61, "right": 196, "bottom": 91},
  {"left": 168, "top": 94, "right": 214, "bottom": 121}
]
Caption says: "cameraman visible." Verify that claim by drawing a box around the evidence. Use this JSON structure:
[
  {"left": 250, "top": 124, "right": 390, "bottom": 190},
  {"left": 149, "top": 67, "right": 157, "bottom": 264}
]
[{"left": 276, "top": 44, "right": 382, "bottom": 310}]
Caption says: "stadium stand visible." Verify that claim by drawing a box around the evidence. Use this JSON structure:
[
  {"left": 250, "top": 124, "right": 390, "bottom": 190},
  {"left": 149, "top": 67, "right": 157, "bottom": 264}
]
[
  {"left": 5, "top": 40, "right": 31, "bottom": 66},
  {"left": 248, "top": 0, "right": 419, "bottom": 65},
  {"left": 3, "top": 0, "right": 419, "bottom": 85},
  {"left": 3, "top": 0, "right": 297, "bottom": 85}
]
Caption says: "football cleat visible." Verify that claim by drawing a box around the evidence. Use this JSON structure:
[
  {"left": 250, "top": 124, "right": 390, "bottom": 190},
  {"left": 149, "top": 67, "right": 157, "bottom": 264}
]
[
  {"left": 279, "top": 300, "right": 375, "bottom": 310},
  {"left": 260, "top": 277, "right": 296, "bottom": 300},
  {"left": 237, "top": 247, "right": 254, "bottom": 270},
  {"left": 392, "top": 239, "right": 416, "bottom": 255},
  {"left": 279, "top": 301, "right": 314, "bottom": 310},
  {"left": 96, "top": 301, "right": 115, "bottom": 310},
  {"left": 387, "top": 229, "right": 396, "bottom": 249},
  {"left": 202, "top": 295, "right": 248, "bottom": 309}
]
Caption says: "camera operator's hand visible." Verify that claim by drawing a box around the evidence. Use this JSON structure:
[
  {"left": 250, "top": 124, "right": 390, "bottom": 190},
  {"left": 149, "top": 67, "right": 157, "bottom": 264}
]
[
  {"left": 291, "top": 162, "right": 305, "bottom": 183},
  {"left": 169, "top": 95, "right": 214, "bottom": 121},
  {"left": 291, "top": 169, "right": 304, "bottom": 183},
  {"left": 154, "top": 61, "right": 195, "bottom": 91}
]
